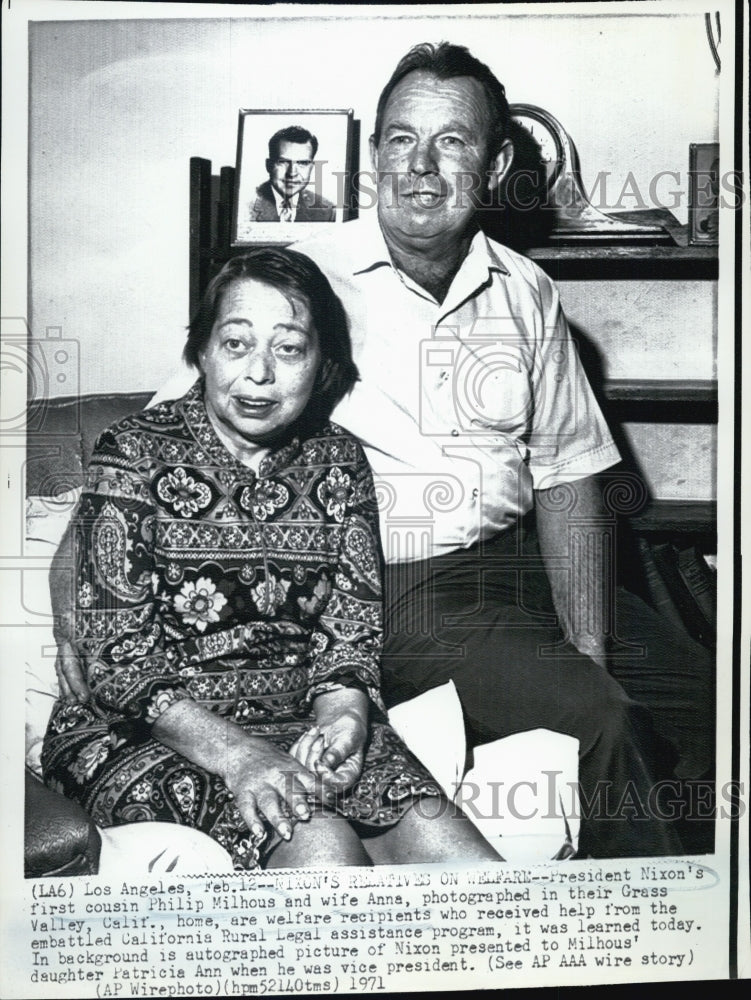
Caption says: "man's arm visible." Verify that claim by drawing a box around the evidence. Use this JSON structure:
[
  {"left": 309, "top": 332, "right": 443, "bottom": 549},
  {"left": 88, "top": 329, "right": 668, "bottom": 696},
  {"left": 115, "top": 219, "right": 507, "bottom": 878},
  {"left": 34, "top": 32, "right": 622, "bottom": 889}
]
[
  {"left": 50, "top": 521, "right": 90, "bottom": 702},
  {"left": 534, "top": 474, "right": 611, "bottom": 671}
]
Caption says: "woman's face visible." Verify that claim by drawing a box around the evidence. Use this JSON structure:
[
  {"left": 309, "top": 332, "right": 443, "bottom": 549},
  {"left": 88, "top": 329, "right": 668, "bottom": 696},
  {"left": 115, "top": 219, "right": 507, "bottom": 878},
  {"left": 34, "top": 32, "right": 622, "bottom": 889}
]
[{"left": 199, "top": 278, "right": 321, "bottom": 454}]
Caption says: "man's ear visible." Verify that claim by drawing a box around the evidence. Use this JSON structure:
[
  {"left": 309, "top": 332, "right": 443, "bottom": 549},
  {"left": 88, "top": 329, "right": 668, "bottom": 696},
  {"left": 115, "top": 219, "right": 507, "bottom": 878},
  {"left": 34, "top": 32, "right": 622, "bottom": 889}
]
[
  {"left": 265, "top": 158, "right": 273, "bottom": 176},
  {"left": 369, "top": 135, "right": 379, "bottom": 172},
  {"left": 487, "top": 139, "right": 514, "bottom": 193}
]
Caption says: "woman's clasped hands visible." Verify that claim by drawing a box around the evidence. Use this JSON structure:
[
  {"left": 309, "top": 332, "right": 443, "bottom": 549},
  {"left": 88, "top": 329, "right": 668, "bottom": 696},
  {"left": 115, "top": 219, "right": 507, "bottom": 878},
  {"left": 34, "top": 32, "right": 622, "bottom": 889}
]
[{"left": 221, "top": 688, "right": 369, "bottom": 845}]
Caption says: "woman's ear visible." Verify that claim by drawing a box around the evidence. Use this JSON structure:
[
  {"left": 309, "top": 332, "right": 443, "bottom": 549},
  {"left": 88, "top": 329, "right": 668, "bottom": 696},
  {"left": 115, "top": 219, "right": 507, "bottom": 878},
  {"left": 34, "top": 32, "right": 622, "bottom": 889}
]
[{"left": 317, "top": 358, "right": 334, "bottom": 390}]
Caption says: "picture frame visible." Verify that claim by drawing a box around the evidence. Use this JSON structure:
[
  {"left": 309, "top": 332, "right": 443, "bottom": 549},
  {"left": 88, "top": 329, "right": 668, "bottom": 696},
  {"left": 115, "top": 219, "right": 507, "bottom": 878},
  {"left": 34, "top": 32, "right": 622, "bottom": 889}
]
[
  {"left": 232, "top": 108, "right": 355, "bottom": 245},
  {"left": 688, "top": 142, "right": 720, "bottom": 245}
]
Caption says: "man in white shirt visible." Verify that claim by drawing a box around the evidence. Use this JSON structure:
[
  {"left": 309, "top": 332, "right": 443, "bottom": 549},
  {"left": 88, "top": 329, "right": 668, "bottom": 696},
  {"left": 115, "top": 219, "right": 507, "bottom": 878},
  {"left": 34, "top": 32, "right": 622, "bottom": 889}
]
[
  {"left": 59, "top": 42, "right": 713, "bottom": 858},
  {"left": 294, "top": 42, "right": 713, "bottom": 858}
]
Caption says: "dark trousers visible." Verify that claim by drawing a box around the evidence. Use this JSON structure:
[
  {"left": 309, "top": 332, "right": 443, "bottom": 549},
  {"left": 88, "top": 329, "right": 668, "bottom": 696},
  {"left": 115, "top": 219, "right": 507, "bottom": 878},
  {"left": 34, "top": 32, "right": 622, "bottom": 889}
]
[{"left": 381, "top": 528, "right": 715, "bottom": 859}]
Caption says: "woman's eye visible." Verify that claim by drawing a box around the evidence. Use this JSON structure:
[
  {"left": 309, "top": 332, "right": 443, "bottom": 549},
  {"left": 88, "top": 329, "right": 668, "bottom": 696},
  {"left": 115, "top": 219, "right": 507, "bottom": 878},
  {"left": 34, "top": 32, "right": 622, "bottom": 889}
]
[
  {"left": 225, "top": 338, "right": 244, "bottom": 352},
  {"left": 276, "top": 343, "right": 305, "bottom": 358}
]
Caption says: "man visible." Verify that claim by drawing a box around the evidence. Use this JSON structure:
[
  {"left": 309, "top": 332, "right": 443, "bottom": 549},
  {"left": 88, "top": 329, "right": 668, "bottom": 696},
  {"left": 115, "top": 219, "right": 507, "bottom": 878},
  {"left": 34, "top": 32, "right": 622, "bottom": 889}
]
[
  {"left": 295, "top": 43, "right": 713, "bottom": 858},
  {"left": 248, "top": 126, "right": 335, "bottom": 223},
  {"left": 57, "top": 43, "right": 714, "bottom": 858}
]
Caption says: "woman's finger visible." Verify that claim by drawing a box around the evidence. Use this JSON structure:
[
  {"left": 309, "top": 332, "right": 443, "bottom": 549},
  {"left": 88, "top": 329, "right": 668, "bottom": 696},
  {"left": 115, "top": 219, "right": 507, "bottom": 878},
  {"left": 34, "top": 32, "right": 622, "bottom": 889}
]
[
  {"left": 289, "top": 726, "right": 319, "bottom": 764},
  {"left": 257, "top": 788, "right": 295, "bottom": 841},
  {"left": 282, "top": 773, "right": 314, "bottom": 824},
  {"left": 303, "top": 734, "right": 326, "bottom": 772},
  {"left": 234, "top": 790, "right": 266, "bottom": 843}
]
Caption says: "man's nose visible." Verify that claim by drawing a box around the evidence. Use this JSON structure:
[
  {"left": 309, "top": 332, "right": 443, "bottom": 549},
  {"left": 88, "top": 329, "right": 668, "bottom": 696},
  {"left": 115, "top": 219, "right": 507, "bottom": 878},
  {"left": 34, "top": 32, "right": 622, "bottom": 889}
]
[
  {"left": 409, "top": 139, "right": 438, "bottom": 175},
  {"left": 284, "top": 160, "right": 296, "bottom": 176},
  {"left": 245, "top": 351, "right": 274, "bottom": 384}
]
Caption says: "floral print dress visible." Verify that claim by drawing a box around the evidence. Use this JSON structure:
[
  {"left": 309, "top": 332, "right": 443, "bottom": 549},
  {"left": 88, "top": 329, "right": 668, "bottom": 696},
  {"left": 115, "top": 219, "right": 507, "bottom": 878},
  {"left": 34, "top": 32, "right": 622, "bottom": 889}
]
[{"left": 41, "top": 383, "right": 439, "bottom": 869}]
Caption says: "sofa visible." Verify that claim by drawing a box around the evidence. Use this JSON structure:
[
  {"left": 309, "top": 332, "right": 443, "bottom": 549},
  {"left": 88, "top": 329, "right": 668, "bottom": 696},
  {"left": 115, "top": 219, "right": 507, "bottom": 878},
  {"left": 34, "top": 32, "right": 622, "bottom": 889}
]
[{"left": 24, "top": 391, "right": 579, "bottom": 876}]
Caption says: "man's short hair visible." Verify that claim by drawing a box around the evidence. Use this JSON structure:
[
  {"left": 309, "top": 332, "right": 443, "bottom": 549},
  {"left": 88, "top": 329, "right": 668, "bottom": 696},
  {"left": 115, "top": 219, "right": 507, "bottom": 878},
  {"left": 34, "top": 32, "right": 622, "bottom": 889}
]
[
  {"left": 268, "top": 126, "right": 319, "bottom": 161},
  {"left": 373, "top": 42, "right": 511, "bottom": 162}
]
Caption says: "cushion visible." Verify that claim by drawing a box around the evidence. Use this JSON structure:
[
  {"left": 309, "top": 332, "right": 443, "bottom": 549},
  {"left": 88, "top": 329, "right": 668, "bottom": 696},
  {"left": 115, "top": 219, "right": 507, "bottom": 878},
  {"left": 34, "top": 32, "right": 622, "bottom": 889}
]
[{"left": 388, "top": 683, "right": 580, "bottom": 861}]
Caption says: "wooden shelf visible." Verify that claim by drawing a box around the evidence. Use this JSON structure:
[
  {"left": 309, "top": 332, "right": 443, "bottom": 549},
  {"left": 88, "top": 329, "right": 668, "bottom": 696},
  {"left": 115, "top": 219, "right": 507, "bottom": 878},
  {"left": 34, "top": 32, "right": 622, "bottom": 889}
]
[
  {"left": 603, "top": 379, "right": 717, "bottom": 403},
  {"left": 601, "top": 379, "right": 718, "bottom": 422},
  {"left": 628, "top": 500, "right": 716, "bottom": 536},
  {"left": 527, "top": 244, "right": 717, "bottom": 280},
  {"left": 526, "top": 209, "right": 717, "bottom": 280}
]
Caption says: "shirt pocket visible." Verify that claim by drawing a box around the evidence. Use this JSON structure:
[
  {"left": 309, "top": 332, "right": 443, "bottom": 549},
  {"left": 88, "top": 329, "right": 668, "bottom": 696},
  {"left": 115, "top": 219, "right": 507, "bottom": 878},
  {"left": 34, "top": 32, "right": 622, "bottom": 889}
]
[{"left": 449, "top": 340, "right": 535, "bottom": 437}]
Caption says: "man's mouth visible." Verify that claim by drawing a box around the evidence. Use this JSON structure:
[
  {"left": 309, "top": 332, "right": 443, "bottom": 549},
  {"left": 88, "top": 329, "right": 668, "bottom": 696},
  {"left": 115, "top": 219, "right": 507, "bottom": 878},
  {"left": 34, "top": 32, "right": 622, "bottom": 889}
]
[{"left": 404, "top": 179, "right": 447, "bottom": 208}]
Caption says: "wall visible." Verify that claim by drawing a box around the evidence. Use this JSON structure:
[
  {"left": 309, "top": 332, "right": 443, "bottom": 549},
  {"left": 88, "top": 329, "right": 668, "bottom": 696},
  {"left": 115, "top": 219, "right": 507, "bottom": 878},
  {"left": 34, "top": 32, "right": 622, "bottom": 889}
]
[{"left": 29, "top": 7, "right": 719, "bottom": 401}]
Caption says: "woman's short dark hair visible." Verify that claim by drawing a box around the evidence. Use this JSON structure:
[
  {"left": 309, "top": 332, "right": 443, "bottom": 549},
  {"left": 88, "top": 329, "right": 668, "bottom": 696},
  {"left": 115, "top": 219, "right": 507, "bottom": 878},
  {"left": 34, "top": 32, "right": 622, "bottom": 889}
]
[
  {"left": 373, "top": 42, "right": 511, "bottom": 163},
  {"left": 185, "top": 248, "right": 358, "bottom": 429}
]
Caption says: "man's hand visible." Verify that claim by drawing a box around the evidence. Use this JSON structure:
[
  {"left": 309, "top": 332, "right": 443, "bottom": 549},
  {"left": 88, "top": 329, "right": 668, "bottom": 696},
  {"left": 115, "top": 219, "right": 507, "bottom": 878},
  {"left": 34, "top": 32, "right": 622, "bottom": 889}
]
[
  {"left": 54, "top": 639, "right": 90, "bottom": 703},
  {"left": 50, "top": 523, "right": 92, "bottom": 702}
]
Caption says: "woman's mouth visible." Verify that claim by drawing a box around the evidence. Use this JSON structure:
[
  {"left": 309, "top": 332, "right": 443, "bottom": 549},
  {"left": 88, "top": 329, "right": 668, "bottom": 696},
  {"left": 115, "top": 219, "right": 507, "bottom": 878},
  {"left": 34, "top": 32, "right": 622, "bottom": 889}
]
[{"left": 233, "top": 396, "right": 278, "bottom": 417}]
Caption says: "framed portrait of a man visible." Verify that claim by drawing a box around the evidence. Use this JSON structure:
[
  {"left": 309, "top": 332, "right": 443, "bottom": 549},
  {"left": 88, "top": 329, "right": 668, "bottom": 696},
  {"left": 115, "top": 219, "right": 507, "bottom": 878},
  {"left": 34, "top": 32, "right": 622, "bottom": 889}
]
[{"left": 232, "top": 108, "right": 355, "bottom": 244}]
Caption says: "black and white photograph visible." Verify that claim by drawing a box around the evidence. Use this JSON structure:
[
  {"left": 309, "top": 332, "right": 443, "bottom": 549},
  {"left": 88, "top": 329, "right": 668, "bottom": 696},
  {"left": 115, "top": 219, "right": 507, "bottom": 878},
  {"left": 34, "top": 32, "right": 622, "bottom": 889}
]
[
  {"left": 0, "top": 0, "right": 748, "bottom": 996},
  {"left": 233, "top": 109, "right": 354, "bottom": 243},
  {"left": 689, "top": 141, "right": 721, "bottom": 245}
]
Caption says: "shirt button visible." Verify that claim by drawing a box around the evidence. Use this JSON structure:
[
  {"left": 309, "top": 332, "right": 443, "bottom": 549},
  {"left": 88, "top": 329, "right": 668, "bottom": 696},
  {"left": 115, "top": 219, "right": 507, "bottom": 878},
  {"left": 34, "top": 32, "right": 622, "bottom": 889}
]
[
  {"left": 451, "top": 429, "right": 459, "bottom": 437},
  {"left": 472, "top": 489, "right": 479, "bottom": 498}
]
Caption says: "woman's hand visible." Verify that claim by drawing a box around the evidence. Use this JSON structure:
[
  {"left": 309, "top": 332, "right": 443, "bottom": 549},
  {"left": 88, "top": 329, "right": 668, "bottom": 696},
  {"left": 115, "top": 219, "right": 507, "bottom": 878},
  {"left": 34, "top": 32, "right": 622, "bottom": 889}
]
[
  {"left": 151, "top": 699, "right": 318, "bottom": 843},
  {"left": 290, "top": 689, "right": 369, "bottom": 795},
  {"left": 222, "top": 732, "right": 319, "bottom": 843}
]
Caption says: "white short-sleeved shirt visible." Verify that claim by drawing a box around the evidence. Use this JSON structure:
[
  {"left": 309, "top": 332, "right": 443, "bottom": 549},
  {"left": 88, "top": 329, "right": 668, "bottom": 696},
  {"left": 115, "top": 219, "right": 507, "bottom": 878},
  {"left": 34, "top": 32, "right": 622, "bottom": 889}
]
[
  {"left": 155, "top": 216, "right": 620, "bottom": 563},
  {"left": 297, "top": 217, "right": 620, "bottom": 562}
]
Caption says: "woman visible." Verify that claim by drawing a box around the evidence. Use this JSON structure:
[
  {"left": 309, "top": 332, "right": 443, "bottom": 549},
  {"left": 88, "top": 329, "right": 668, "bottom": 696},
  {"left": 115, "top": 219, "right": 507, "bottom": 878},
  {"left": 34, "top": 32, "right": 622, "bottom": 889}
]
[{"left": 42, "top": 248, "right": 501, "bottom": 870}]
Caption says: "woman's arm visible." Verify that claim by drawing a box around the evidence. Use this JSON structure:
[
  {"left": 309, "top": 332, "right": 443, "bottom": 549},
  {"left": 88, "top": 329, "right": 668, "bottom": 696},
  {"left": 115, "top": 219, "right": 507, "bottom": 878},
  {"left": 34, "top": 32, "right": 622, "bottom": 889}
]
[{"left": 70, "top": 428, "right": 189, "bottom": 722}]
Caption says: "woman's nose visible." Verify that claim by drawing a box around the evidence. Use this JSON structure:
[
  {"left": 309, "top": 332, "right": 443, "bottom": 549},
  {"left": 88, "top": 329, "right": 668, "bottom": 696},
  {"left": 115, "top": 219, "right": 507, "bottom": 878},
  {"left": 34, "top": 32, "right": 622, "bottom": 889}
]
[{"left": 245, "top": 352, "right": 274, "bottom": 384}]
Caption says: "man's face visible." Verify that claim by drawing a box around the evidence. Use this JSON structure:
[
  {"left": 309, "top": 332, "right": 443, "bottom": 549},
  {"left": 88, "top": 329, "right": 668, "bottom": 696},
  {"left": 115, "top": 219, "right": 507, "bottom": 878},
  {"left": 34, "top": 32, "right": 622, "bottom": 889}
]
[
  {"left": 267, "top": 140, "right": 316, "bottom": 200},
  {"left": 370, "top": 71, "right": 511, "bottom": 250}
]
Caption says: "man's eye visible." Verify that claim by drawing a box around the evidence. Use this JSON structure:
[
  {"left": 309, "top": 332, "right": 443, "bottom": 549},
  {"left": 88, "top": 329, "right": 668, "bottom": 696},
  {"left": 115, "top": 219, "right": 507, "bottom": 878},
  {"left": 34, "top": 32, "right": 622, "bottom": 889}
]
[
  {"left": 224, "top": 338, "right": 245, "bottom": 352},
  {"left": 441, "top": 135, "right": 465, "bottom": 148},
  {"left": 389, "top": 134, "right": 413, "bottom": 146}
]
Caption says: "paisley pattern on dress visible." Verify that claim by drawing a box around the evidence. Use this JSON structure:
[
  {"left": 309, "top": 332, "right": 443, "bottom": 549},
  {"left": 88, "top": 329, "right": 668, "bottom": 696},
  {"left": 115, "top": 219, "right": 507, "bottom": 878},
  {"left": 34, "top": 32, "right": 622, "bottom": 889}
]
[{"left": 42, "top": 382, "right": 440, "bottom": 870}]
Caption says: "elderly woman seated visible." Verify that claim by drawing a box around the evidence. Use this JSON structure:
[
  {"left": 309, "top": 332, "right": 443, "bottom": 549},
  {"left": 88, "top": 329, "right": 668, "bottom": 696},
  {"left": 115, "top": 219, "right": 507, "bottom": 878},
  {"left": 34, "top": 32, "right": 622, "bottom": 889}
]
[{"left": 41, "top": 248, "right": 502, "bottom": 870}]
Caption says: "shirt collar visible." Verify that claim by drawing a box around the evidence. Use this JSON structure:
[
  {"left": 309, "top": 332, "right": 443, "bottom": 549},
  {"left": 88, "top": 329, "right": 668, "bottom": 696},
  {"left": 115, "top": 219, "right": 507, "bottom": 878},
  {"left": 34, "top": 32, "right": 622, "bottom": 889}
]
[
  {"left": 271, "top": 187, "right": 300, "bottom": 213},
  {"left": 349, "top": 213, "right": 511, "bottom": 282}
]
